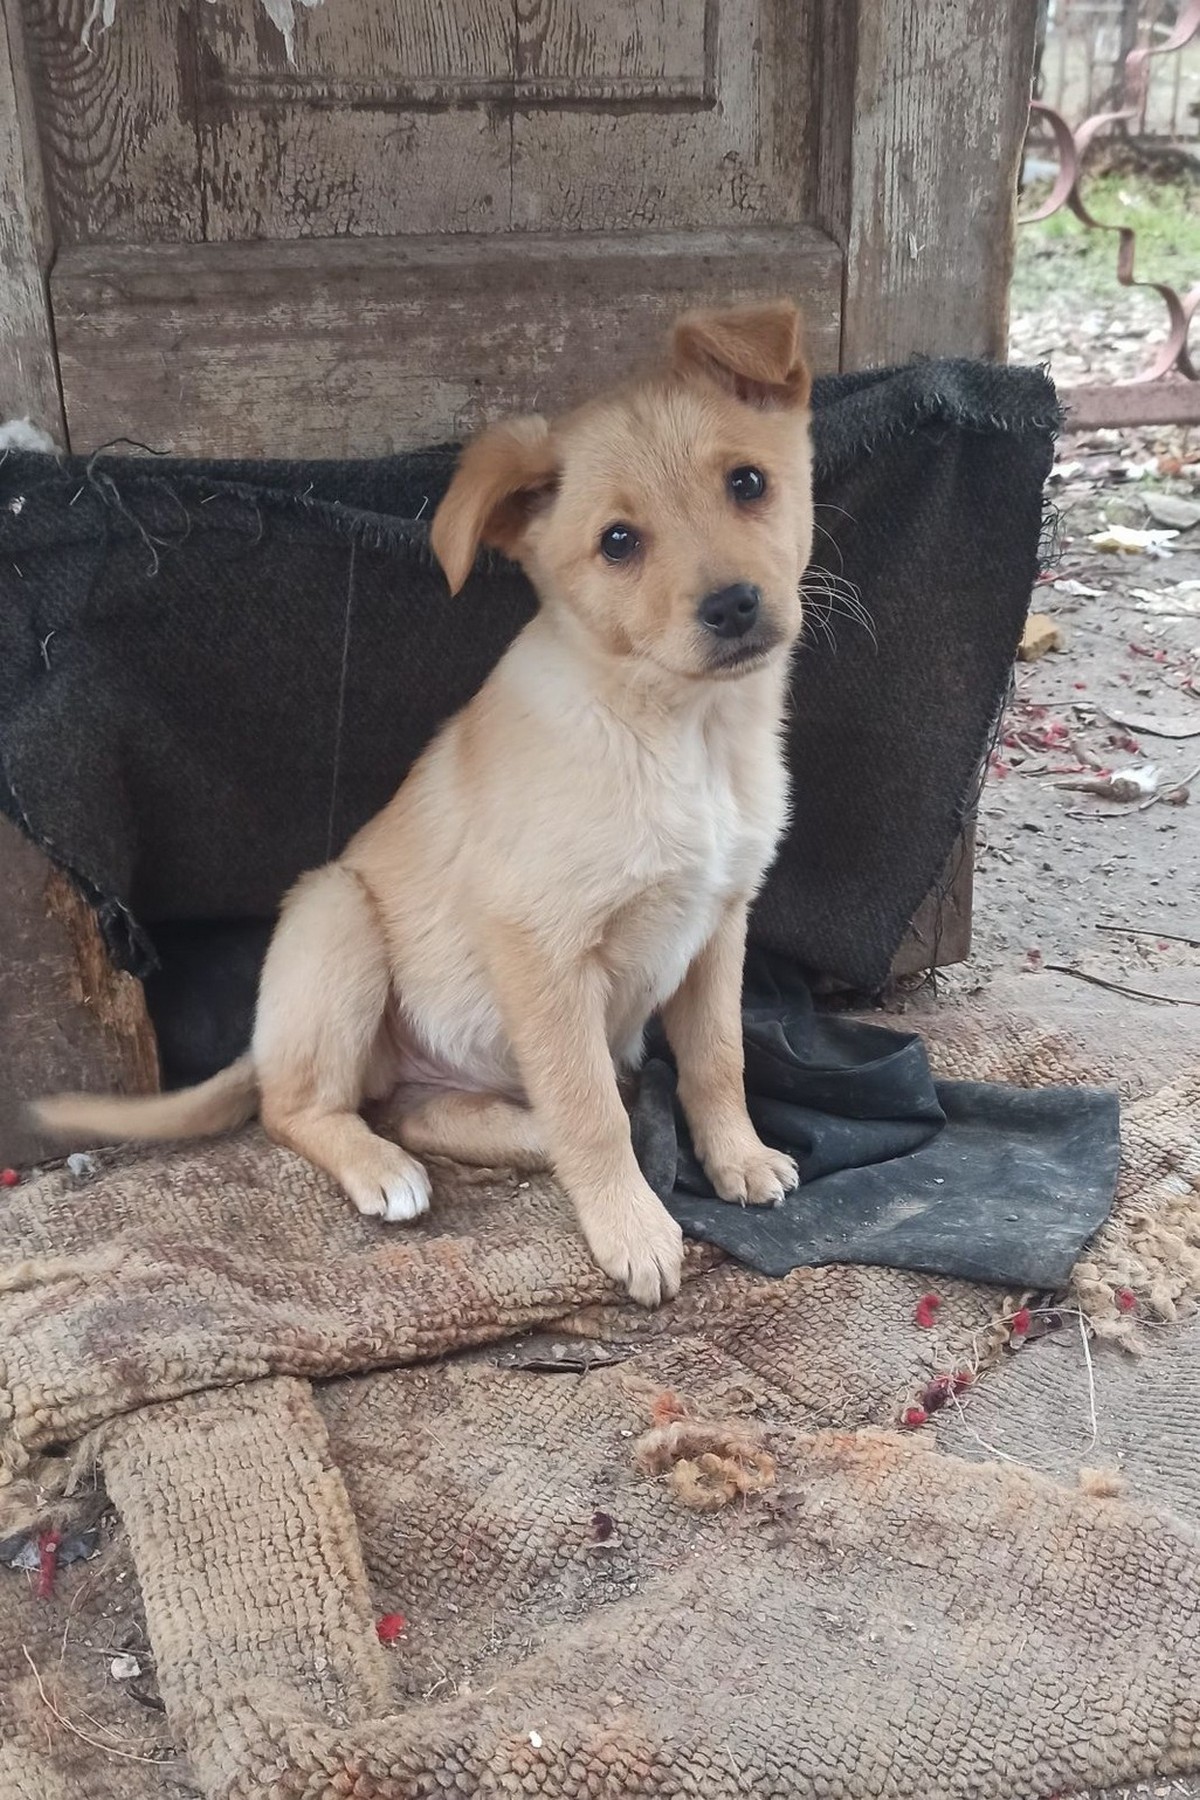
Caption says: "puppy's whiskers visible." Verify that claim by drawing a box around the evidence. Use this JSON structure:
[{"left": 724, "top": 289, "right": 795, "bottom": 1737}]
[{"left": 799, "top": 567, "right": 875, "bottom": 654}]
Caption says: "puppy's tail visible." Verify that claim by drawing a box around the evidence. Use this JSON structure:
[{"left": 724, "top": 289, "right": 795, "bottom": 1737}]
[{"left": 31, "top": 1053, "right": 259, "bottom": 1146}]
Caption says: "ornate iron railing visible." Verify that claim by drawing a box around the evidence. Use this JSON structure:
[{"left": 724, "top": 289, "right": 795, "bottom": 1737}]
[{"left": 1021, "top": 0, "right": 1200, "bottom": 426}]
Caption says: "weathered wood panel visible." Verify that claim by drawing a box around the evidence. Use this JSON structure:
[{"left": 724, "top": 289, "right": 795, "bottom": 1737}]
[
  {"left": 509, "top": 0, "right": 819, "bottom": 233},
  {"left": 816, "top": 0, "right": 1039, "bottom": 366},
  {"left": 18, "top": 0, "right": 200, "bottom": 244},
  {"left": 0, "top": 817, "right": 159, "bottom": 1169},
  {"left": 0, "top": 0, "right": 63, "bottom": 431},
  {"left": 890, "top": 827, "right": 975, "bottom": 980},
  {"left": 195, "top": 0, "right": 511, "bottom": 240},
  {"left": 23, "top": 0, "right": 817, "bottom": 245},
  {"left": 52, "top": 226, "right": 842, "bottom": 456}
]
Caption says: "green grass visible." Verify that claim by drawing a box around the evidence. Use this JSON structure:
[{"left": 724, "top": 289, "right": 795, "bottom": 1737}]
[{"left": 1014, "top": 169, "right": 1200, "bottom": 304}]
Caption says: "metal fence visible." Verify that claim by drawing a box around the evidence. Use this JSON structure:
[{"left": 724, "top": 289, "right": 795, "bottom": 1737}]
[
  {"left": 1033, "top": 0, "right": 1200, "bottom": 140},
  {"left": 1023, "top": 0, "right": 1200, "bottom": 426}
]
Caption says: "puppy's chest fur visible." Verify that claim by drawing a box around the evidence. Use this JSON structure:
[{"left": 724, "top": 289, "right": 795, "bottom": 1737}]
[
  {"left": 596, "top": 711, "right": 784, "bottom": 964},
  {"left": 593, "top": 737, "right": 782, "bottom": 1063},
  {"left": 362, "top": 648, "right": 789, "bottom": 1088},
  {"left": 519, "top": 674, "right": 790, "bottom": 1063}
]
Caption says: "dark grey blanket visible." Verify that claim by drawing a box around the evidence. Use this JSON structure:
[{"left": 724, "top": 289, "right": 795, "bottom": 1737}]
[{"left": 0, "top": 359, "right": 1059, "bottom": 991}]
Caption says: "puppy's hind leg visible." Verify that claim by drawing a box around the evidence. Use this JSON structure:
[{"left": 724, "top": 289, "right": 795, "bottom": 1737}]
[
  {"left": 396, "top": 1090, "right": 549, "bottom": 1171},
  {"left": 255, "top": 865, "right": 432, "bottom": 1224}
]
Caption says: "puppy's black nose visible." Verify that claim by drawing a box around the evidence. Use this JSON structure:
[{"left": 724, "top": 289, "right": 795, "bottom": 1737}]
[{"left": 698, "top": 583, "right": 761, "bottom": 640}]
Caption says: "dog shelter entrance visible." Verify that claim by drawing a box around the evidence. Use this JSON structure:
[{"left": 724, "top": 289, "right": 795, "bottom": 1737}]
[{"left": 3, "top": 4, "right": 1200, "bottom": 1799}]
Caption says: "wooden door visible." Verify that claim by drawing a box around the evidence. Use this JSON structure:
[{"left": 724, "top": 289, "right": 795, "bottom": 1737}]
[
  {"left": 13, "top": 0, "right": 845, "bottom": 454},
  {"left": 4, "top": 0, "right": 1038, "bottom": 458}
]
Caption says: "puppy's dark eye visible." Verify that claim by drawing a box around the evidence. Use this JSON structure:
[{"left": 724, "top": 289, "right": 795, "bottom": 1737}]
[
  {"left": 728, "top": 465, "right": 767, "bottom": 504},
  {"left": 599, "top": 523, "right": 640, "bottom": 563}
]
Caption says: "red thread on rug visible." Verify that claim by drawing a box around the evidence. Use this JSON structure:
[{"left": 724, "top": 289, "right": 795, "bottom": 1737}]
[
  {"left": 0, "top": 1168, "right": 19, "bottom": 1188},
  {"left": 1115, "top": 1288, "right": 1137, "bottom": 1314},
  {"left": 35, "top": 1531, "right": 61, "bottom": 1600},
  {"left": 901, "top": 1406, "right": 928, "bottom": 1429},
  {"left": 650, "top": 1390, "right": 690, "bottom": 1427},
  {"left": 913, "top": 1292, "right": 941, "bottom": 1329},
  {"left": 376, "top": 1613, "right": 406, "bottom": 1644},
  {"left": 1009, "top": 1307, "right": 1032, "bottom": 1336}
]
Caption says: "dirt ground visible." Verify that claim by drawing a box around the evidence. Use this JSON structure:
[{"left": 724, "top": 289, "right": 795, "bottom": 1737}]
[
  {"left": 937, "top": 174, "right": 1200, "bottom": 1030},
  {"left": 953, "top": 177, "right": 1200, "bottom": 1800}
]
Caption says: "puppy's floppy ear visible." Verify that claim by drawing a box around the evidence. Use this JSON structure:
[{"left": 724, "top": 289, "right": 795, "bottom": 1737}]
[
  {"left": 430, "top": 415, "right": 559, "bottom": 596},
  {"left": 671, "top": 301, "right": 811, "bottom": 410}
]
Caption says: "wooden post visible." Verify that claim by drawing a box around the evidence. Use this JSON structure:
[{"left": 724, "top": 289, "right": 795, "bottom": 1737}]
[
  {"left": 0, "top": 0, "right": 65, "bottom": 435},
  {"left": 0, "top": 819, "right": 160, "bottom": 1170},
  {"left": 816, "top": 0, "right": 1038, "bottom": 975},
  {"left": 818, "top": 0, "right": 1040, "bottom": 369}
]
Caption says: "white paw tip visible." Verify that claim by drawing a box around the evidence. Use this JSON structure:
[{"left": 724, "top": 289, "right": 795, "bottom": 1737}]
[{"left": 380, "top": 1169, "right": 431, "bottom": 1222}]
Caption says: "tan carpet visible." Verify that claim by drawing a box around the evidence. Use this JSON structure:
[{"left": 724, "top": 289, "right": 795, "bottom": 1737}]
[{"left": 1, "top": 998, "right": 1198, "bottom": 1799}]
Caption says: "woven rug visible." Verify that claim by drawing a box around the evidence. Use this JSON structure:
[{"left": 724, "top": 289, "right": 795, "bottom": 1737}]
[{"left": 1, "top": 998, "right": 1198, "bottom": 1800}]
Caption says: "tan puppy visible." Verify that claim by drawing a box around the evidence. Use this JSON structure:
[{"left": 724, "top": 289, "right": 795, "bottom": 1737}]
[{"left": 35, "top": 301, "right": 815, "bottom": 1307}]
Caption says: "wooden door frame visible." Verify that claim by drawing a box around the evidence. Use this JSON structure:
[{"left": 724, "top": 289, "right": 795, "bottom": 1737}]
[{"left": 0, "top": 0, "right": 64, "bottom": 435}]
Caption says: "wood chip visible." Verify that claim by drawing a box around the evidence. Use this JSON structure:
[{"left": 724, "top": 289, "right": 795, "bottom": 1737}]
[{"left": 1017, "top": 614, "right": 1065, "bottom": 662}]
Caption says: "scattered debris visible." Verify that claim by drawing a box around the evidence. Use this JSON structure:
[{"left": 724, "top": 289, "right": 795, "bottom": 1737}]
[
  {"left": 110, "top": 1654, "right": 141, "bottom": 1681},
  {"left": 1018, "top": 614, "right": 1065, "bottom": 661},
  {"left": 35, "top": 1529, "right": 62, "bottom": 1599},
  {"left": 0, "top": 1537, "right": 41, "bottom": 1573},
  {"left": 529, "top": 1731, "right": 544, "bottom": 1749},
  {"left": 1130, "top": 585, "right": 1200, "bottom": 618},
  {"left": 633, "top": 1415, "right": 775, "bottom": 1511},
  {"left": 1057, "top": 765, "right": 1160, "bottom": 801},
  {"left": 0, "top": 1523, "right": 99, "bottom": 1574},
  {"left": 915, "top": 1371, "right": 974, "bottom": 1417},
  {"left": 1078, "top": 1468, "right": 1125, "bottom": 1498},
  {"left": 493, "top": 1337, "right": 636, "bottom": 1374},
  {"left": 127, "top": 1684, "right": 166, "bottom": 1714},
  {"left": 1100, "top": 704, "right": 1200, "bottom": 740},
  {"left": 913, "top": 1292, "right": 942, "bottom": 1328},
  {"left": 1089, "top": 525, "right": 1178, "bottom": 556},
  {"left": 22, "top": 1646, "right": 172, "bottom": 1767},
  {"left": 66, "top": 1152, "right": 101, "bottom": 1182},
  {"left": 0, "top": 417, "right": 59, "bottom": 454},
  {"left": 1045, "top": 964, "right": 1200, "bottom": 1008},
  {"left": 1053, "top": 578, "right": 1102, "bottom": 597},
  {"left": 648, "top": 1389, "right": 691, "bottom": 1426},
  {"left": 1143, "top": 492, "right": 1200, "bottom": 532},
  {"left": 1095, "top": 925, "right": 1200, "bottom": 950},
  {"left": 585, "top": 1510, "right": 617, "bottom": 1548}
]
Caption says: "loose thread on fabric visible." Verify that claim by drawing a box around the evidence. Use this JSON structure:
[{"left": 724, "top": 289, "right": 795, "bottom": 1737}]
[{"left": 326, "top": 536, "right": 357, "bottom": 862}]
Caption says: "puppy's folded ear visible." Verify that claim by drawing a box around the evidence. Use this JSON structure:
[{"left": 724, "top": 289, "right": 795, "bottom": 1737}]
[
  {"left": 430, "top": 416, "right": 559, "bottom": 595},
  {"left": 671, "top": 301, "right": 811, "bottom": 410}
]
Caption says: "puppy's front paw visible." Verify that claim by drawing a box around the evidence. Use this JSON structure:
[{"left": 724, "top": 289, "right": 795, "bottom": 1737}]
[
  {"left": 704, "top": 1139, "right": 799, "bottom": 1209},
  {"left": 344, "top": 1143, "right": 432, "bottom": 1224},
  {"left": 583, "top": 1185, "right": 684, "bottom": 1308}
]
